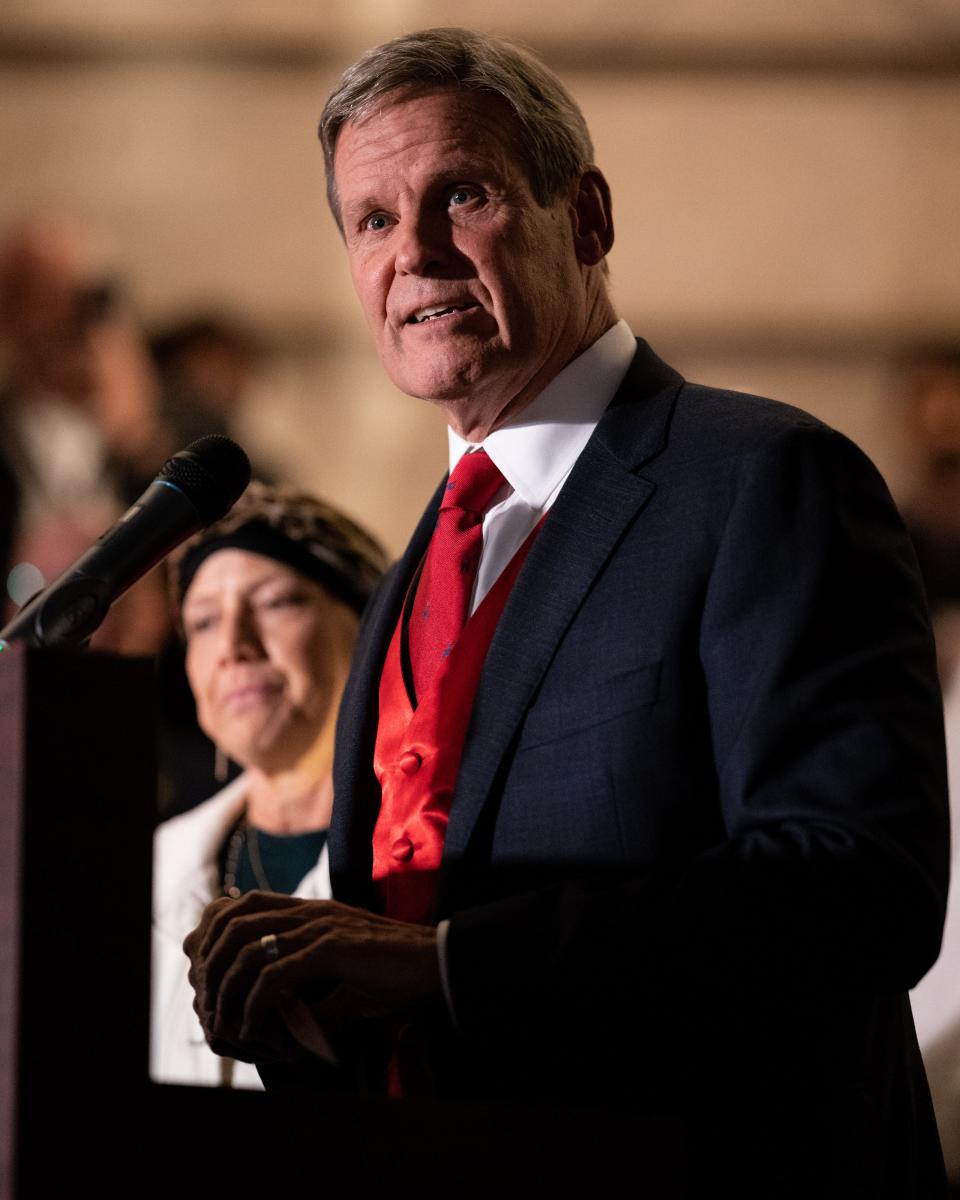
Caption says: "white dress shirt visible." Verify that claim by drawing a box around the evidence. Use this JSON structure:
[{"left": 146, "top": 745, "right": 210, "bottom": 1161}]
[{"left": 449, "top": 318, "right": 637, "bottom": 613}]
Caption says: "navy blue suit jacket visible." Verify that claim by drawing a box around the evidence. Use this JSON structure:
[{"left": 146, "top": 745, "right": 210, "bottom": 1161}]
[{"left": 330, "top": 341, "right": 949, "bottom": 1195}]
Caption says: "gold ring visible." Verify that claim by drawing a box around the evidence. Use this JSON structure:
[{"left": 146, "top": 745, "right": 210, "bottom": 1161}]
[{"left": 260, "top": 933, "right": 280, "bottom": 962}]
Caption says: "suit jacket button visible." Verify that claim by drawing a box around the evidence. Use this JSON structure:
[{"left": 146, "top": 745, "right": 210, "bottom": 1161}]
[
  {"left": 398, "top": 750, "right": 422, "bottom": 775},
  {"left": 391, "top": 836, "right": 415, "bottom": 862}
]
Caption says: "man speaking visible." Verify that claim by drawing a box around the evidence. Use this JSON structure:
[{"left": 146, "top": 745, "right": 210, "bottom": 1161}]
[{"left": 186, "top": 28, "right": 949, "bottom": 1194}]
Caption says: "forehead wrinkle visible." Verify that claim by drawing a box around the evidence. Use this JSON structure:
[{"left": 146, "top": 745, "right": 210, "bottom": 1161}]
[
  {"left": 335, "top": 91, "right": 526, "bottom": 200},
  {"left": 340, "top": 192, "right": 386, "bottom": 224}
]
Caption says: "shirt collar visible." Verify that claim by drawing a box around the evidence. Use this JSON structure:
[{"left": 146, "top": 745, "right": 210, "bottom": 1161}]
[{"left": 447, "top": 319, "right": 636, "bottom": 508}]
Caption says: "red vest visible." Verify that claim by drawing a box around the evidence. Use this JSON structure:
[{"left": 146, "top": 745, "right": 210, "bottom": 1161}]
[{"left": 372, "top": 524, "right": 542, "bottom": 924}]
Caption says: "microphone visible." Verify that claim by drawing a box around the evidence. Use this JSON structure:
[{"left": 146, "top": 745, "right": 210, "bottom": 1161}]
[{"left": 0, "top": 435, "right": 251, "bottom": 650}]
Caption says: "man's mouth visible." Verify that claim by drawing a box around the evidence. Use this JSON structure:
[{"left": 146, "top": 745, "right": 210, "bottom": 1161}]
[{"left": 406, "top": 303, "right": 478, "bottom": 325}]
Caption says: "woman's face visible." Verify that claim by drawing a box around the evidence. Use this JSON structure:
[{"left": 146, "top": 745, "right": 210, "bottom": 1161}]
[{"left": 182, "top": 548, "right": 357, "bottom": 774}]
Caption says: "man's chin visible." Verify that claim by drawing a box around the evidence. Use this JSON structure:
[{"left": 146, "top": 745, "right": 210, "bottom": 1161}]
[
  {"left": 389, "top": 365, "right": 519, "bottom": 428},
  {"left": 385, "top": 339, "right": 503, "bottom": 397},
  {"left": 395, "top": 372, "right": 484, "bottom": 405}
]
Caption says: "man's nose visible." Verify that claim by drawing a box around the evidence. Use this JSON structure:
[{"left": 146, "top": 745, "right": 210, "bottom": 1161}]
[{"left": 394, "top": 210, "right": 453, "bottom": 276}]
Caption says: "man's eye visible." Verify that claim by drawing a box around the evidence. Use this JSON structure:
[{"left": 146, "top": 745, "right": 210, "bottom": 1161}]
[
  {"left": 364, "top": 213, "right": 392, "bottom": 232},
  {"left": 449, "top": 187, "right": 478, "bottom": 208}
]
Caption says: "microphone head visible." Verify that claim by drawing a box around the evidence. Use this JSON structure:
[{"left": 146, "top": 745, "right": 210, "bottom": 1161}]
[{"left": 157, "top": 435, "right": 252, "bottom": 524}]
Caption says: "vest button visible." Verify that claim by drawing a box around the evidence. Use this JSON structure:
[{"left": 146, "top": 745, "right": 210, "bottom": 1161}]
[
  {"left": 391, "top": 836, "right": 415, "bottom": 863},
  {"left": 398, "top": 750, "right": 422, "bottom": 776}
]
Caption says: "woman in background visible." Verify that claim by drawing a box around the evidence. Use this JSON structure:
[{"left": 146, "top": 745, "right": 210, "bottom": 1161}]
[{"left": 151, "top": 481, "right": 385, "bottom": 1087}]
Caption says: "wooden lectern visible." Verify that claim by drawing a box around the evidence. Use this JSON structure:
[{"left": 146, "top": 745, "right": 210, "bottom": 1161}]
[
  {"left": 0, "top": 645, "right": 682, "bottom": 1199},
  {"left": 0, "top": 645, "right": 155, "bottom": 1198}
]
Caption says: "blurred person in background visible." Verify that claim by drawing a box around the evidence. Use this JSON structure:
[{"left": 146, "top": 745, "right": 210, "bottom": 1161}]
[
  {"left": 149, "top": 312, "right": 279, "bottom": 487},
  {"left": 151, "top": 481, "right": 385, "bottom": 1087},
  {"left": 0, "top": 213, "right": 174, "bottom": 652},
  {"left": 0, "top": 214, "right": 170, "bottom": 527},
  {"left": 150, "top": 313, "right": 260, "bottom": 447}
]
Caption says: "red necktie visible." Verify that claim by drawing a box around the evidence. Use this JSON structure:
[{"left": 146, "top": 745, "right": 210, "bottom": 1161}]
[{"left": 407, "top": 449, "right": 506, "bottom": 698}]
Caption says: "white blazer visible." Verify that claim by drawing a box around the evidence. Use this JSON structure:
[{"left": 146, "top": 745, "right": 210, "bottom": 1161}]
[
  {"left": 150, "top": 775, "right": 331, "bottom": 1088},
  {"left": 911, "top": 675, "right": 960, "bottom": 1181}
]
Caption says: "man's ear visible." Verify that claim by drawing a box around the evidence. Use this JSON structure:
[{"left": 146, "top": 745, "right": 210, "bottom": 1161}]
[{"left": 571, "top": 168, "right": 614, "bottom": 267}]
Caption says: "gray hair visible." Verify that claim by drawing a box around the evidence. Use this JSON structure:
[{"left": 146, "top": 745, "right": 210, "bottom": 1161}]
[{"left": 318, "top": 27, "right": 595, "bottom": 232}]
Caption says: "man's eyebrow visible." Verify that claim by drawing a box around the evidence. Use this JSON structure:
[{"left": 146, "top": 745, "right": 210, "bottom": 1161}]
[
  {"left": 432, "top": 157, "right": 501, "bottom": 182},
  {"left": 341, "top": 195, "right": 384, "bottom": 222},
  {"left": 343, "top": 159, "right": 504, "bottom": 213}
]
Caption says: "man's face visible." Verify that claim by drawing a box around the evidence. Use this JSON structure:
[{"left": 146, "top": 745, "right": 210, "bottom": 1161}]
[{"left": 333, "top": 88, "right": 590, "bottom": 434}]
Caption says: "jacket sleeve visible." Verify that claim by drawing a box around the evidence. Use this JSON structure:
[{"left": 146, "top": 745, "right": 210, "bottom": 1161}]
[{"left": 444, "top": 423, "right": 950, "bottom": 1040}]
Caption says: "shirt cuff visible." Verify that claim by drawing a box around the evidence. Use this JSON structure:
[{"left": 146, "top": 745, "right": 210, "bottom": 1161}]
[{"left": 436, "top": 918, "right": 461, "bottom": 1033}]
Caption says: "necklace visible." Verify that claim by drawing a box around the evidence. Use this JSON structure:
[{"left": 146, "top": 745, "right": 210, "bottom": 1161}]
[{"left": 222, "top": 819, "right": 272, "bottom": 898}]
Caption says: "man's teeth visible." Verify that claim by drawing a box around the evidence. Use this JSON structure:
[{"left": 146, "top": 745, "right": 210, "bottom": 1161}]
[{"left": 413, "top": 305, "right": 466, "bottom": 323}]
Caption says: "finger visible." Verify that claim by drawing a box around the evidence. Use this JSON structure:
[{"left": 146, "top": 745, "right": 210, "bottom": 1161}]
[
  {"left": 185, "top": 896, "right": 244, "bottom": 1029},
  {"left": 193, "top": 890, "right": 302, "bottom": 963},
  {"left": 193, "top": 904, "right": 324, "bottom": 1036},
  {"left": 238, "top": 931, "right": 341, "bottom": 1040},
  {"left": 237, "top": 938, "right": 398, "bottom": 1041},
  {"left": 204, "top": 909, "right": 338, "bottom": 1035},
  {"left": 211, "top": 934, "right": 280, "bottom": 1039},
  {"left": 192, "top": 988, "right": 287, "bottom": 1065},
  {"left": 183, "top": 895, "right": 233, "bottom": 963},
  {"left": 235, "top": 910, "right": 441, "bottom": 1037},
  {"left": 188, "top": 908, "right": 286, "bottom": 1042}
]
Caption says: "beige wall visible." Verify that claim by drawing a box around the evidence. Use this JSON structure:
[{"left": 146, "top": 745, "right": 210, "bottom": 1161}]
[{"left": 2, "top": 4, "right": 958, "bottom": 552}]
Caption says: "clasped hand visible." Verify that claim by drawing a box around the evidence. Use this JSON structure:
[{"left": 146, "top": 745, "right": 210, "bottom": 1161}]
[{"left": 183, "top": 892, "right": 441, "bottom": 1064}]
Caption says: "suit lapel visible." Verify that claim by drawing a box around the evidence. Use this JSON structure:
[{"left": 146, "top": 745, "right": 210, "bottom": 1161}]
[{"left": 441, "top": 340, "right": 683, "bottom": 864}]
